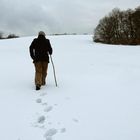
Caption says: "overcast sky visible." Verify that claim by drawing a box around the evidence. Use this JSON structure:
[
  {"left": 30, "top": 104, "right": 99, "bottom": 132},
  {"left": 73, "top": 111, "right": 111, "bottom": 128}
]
[{"left": 0, "top": 0, "right": 139, "bottom": 36}]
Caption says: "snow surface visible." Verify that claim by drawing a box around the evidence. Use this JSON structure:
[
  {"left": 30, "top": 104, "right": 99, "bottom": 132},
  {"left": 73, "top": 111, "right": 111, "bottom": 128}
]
[{"left": 0, "top": 35, "right": 140, "bottom": 140}]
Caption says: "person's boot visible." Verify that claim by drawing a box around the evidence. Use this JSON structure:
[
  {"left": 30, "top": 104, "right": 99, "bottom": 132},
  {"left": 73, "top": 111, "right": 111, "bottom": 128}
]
[{"left": 36, "top": 85, "right": 41, "bottom": 90}]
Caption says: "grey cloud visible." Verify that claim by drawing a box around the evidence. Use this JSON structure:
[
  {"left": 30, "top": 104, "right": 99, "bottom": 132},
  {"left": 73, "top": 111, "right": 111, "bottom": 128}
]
[{"left": 0, "top": 0, "right": 139, "bottom": 36}]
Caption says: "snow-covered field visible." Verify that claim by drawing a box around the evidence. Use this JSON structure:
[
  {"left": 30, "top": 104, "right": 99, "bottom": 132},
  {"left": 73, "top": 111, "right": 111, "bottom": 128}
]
[{"left": 0, "top": 35, "right": 140, "bottom": 140}]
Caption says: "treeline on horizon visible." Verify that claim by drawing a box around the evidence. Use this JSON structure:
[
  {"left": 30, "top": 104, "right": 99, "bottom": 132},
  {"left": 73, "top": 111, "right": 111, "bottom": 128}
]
[
  {"left": 93, "top": 6, "right": 140, "bottom": 45},
  {"left": 0, "top": 32, "right": 89, "bottom": 39},
  {"left": 0, "top": 32, "right": 19, "bottom": 39}
]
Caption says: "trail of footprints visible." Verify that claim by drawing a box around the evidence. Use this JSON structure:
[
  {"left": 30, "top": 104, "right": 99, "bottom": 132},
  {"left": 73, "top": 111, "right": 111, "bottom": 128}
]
[{"left": 34, "top": 93, "right": 68, "bottom": 140}]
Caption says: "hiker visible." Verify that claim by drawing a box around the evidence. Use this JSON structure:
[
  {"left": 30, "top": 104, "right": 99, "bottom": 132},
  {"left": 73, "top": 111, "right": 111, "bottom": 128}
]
[{"left": 29, "top": 31, "right": 53, "bottom": 90}]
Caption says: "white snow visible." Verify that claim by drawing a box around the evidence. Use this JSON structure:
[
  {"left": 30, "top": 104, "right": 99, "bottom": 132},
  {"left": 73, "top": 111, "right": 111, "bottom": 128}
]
[{"left": 0, "top": 35, "right": 140, "bottom": 140}]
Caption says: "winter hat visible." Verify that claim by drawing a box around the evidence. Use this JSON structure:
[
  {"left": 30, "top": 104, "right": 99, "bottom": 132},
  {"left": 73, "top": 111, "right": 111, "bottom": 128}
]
[{"left": 38, "top": 31, "right": 46, "bottom": 36}]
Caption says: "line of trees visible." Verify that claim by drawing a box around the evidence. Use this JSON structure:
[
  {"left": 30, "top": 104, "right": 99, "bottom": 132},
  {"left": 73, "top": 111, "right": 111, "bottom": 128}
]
[
  {"left": 93, "top": 6, "right": 140, "bottom": 45},
  {"left": 0, "top": 31, "right": 19, "bottom": 39}
]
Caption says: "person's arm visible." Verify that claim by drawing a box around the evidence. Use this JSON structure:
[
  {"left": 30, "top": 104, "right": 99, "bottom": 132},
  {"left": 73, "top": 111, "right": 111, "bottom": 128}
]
[{"left": 29, "top": 39, "right": 36, "bottom": 60}]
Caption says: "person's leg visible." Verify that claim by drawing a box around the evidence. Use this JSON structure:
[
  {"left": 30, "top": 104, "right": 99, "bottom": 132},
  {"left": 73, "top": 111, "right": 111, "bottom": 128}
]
[
  {"left": 42, "top": 62, "right": 48, "bottom": 85},
  {"left": 34, "top": 62, "right": 42, "bottom": 89}
]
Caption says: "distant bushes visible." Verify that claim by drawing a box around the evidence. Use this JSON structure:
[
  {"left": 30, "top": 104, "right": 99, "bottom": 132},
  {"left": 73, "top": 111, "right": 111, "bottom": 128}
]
[
  {"left": 7, "top": 34, "right": 19, "bottom": 39},
  {"left": 50, "top": 33, "right": 78, "bottom": 36},
  {"left": 0, "top": 32, "right": 19, "bottom": 39},
  {"left": 93, "top": 6, "right": 140, "bottom": 45}
]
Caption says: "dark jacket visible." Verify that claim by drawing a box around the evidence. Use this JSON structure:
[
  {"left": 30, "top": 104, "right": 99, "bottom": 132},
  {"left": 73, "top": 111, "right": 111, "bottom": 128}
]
[{"left": 29, "top": 35, "right": 52, "bottom": 63}]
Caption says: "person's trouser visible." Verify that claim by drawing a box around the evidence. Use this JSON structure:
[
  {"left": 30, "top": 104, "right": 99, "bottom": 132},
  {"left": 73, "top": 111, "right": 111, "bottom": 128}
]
[{"left": 34, "top": 61, "right": 48, "bottom": 86}]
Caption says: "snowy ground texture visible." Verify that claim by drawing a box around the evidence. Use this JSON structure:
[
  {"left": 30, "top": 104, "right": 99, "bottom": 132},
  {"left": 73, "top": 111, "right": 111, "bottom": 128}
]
[{"left": 0, "top": 35, "right": 140, "bottom": 140}]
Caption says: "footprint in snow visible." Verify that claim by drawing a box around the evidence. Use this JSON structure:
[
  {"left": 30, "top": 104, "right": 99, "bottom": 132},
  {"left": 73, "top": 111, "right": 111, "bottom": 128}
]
[
  {"left": 40, "top": 92, "right": 47, "bottom": 96},
  {"left": 42, "top": 102, "right": 48, "bottom": 106},
  {"left": 72, "top": 118, "right": 79, "bottom": 123},
  {"left": 44, "top": 128, "right": 58, "bottom": 140},
  {"left": 36, "top": 98, "right": 42, "bottom": 103},
  {"left": 38, "top": 116, "right": 46, "bottom": 124},
  {"left": 45, "top": 136, "right": 52, "bottom": 140},
  {"left": 44, "top": 106, "right": 53, "bottom": 112},
  {"left": 60, "top": 128, "right": 66, "bottom": 133}
]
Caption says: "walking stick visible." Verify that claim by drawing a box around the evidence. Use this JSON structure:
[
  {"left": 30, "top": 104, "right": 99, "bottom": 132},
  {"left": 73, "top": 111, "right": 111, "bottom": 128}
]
[{"left": 49, "top": 55, "right": 58, "bottom": 87}]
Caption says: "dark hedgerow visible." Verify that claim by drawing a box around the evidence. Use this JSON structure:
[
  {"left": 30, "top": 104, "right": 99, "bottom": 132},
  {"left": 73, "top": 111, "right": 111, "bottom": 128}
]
[{"left": 93, "top": 6, "right": 140, "bottom": 45}]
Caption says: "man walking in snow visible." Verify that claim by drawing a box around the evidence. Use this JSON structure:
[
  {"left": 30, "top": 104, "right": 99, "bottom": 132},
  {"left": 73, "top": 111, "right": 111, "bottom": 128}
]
[{"left": 29, "top": 31, "right": 53, "bottom": 90}]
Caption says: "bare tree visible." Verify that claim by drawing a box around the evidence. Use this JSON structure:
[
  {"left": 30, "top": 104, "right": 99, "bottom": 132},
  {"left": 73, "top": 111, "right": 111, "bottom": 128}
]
[
  {"left": 94, "top": 8, "right": 122, "bottom": 44},
  {"left": 93, "top": 6, "right": 140, "bottom": 45},
  {"left": 132, "top": 6, "right": 140, "bottom": 44},
  {"left": 7, "top": 34, "right": 19, "bottom": 39}
]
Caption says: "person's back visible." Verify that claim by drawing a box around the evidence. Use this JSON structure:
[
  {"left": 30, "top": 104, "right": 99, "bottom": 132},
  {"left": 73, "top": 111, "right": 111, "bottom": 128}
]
[
  {"left": 29, "top": 31, "right": 53, "bottom": 90},
  {"left": 30, "top": 33, "right": 52, "bottom": 63}
]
